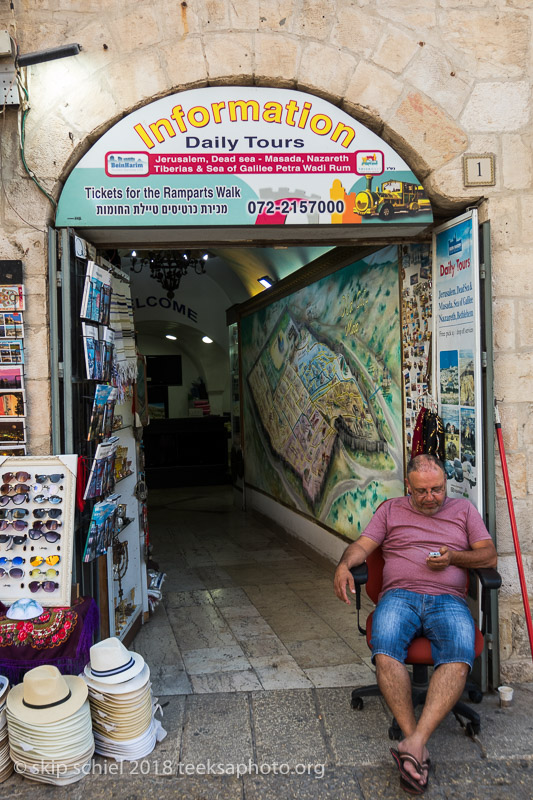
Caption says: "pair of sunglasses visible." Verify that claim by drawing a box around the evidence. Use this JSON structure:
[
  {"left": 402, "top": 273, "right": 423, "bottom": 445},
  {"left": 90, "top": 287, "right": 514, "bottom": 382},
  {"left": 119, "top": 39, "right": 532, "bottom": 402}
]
[
  {"left": 0, "top": 556, "right": 24, "bottom": 566},
  {"left": 0, "top": 508, "right": 29, "bottom": 520},
  {"left": 0, "top": 519, "right": 27, "bottom": 532},
  {"left": 29, "top": 568, "right": 59, "bottom": 579},
  {"left": 31, "top": 484, "right": 61, "bottom": 496},
  {"left": 0, "top": 483, "right": 30, "bottom": 496},
  {"left": 0, "top": 567, "right": 24, "bottom": 578},
  {"left": 33, "top": 508, "right": 61, "bottom": 519},
  {"left": 34, "top": 474, "right": 64, "bottom": 485},
  {"left": 0, "top": 534, "right": 27, "bottom": 546},
  {"left": 31, "top": 519, "right": 61, "bottom": 531},
  {"left": 0, "top": 495, "right": 28, "bottom": 506},
  {"left": 29, "top": 580, "right": 58, "bottom": 593},
  {"left": 33, "top": 494, "right": 62, "bottom": 505},
  {"left": 28, "top": 529, "right": 61, "bottom": 543},
  {"left": 2, "top": 471, "right": 31, "bottom": 484},
  {"left": 29, "top": 555, "right": 60, "bottom": 567}
]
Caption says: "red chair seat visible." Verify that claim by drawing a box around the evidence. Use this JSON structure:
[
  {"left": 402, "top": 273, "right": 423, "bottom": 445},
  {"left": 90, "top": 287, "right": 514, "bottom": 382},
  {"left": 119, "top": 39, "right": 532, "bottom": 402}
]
[{"left": 365, "top": 613, "right": 484, "bottom": 664}]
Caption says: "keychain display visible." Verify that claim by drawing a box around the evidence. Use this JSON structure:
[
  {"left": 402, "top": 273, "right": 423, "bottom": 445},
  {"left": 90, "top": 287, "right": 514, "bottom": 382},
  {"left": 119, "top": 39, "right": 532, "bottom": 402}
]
[{"left": 0, "top": 456, "right": 76, "bottom": 607}]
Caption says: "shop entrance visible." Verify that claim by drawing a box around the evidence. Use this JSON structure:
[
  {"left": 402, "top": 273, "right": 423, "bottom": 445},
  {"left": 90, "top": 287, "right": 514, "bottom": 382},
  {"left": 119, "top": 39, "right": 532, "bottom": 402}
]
[{"left": 51, "top": 86, "right": 498, "bottom": 691}]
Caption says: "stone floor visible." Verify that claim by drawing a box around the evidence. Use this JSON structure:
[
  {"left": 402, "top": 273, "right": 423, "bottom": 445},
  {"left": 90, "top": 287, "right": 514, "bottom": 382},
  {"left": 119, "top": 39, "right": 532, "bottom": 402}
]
[
  {"left": 133, "top": 485, "right": 376, "bottom": 696},
  {"left": 1, "top": 485, "right": 533, "bottom": 799}
]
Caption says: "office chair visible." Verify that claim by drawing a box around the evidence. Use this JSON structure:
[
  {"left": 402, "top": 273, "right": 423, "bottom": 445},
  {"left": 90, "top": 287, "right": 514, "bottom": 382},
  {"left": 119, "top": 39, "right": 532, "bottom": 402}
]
[{"left": 350, "top": 548, "right": 501, "bottom": 739}]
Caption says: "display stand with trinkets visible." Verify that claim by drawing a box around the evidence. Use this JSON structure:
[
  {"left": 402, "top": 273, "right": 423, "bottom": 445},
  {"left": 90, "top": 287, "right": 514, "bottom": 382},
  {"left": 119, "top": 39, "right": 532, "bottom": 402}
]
[{"left": 0, "top": 455, "right": 76, "bottom": 608}]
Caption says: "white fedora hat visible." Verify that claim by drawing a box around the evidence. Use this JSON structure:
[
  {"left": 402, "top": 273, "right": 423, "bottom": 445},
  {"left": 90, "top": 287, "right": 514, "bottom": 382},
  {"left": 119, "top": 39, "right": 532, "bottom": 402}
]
[
  {"left": 84, "top": 637, "right": 144, "bottom": 685},
  {"left": 7, "top": 665, "right": 88, "bottom": 725},
  {"left": 84, "top": 660, "right": 149, "bottom": 693}
]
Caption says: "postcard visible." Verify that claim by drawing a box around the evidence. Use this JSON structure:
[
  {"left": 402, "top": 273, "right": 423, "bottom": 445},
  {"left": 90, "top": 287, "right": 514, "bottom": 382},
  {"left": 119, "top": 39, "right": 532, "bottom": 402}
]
[
  {"left": 0, "top": 312, "right": 24, "bottom": 339},
  {"left": 0, "top": 340, "right": 24, "bottom": 365},
  {"left": 0, "top": 366, "right": 23, "bottom": 390},
  {"left": 0, "top": 286, "right": 24, "bottom": 312},
  {"left": 0, "top": 391, "right": 25, "bottom": 417},
  {"left": 0, "top": 419, "right": 26, "bottom": 443}
]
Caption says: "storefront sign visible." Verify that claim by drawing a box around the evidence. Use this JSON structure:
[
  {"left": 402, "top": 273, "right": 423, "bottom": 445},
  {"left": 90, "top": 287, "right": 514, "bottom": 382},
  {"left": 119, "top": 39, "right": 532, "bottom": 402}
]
[
  {"left": 433, "top": 210, "right": 483, "bottom": 512},
  {"left": 56, "top": 87, "right": 432, "bottom": 229}
]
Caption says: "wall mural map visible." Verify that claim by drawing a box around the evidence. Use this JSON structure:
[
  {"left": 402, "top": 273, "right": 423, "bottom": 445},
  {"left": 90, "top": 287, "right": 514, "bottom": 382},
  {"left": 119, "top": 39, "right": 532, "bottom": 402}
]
[{"left": 242, "top": 246, "right": 403, "bottom": 539}]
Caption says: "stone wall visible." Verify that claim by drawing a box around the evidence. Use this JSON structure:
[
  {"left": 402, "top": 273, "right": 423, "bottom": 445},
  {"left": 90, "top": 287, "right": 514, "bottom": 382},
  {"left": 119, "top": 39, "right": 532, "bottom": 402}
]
[{"left": 0, "top": 0, "right": 532, "bottom": 680}]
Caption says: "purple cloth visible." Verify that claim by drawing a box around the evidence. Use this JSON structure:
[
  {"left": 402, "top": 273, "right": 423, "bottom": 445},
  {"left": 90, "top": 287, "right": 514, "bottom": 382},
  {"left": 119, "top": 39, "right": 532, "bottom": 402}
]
[
  {"left": 362, "top": 496, "right": 492, "bottom": 599},
  {"left": 0, "top": 596, "right": 99, "bottom": 685}
]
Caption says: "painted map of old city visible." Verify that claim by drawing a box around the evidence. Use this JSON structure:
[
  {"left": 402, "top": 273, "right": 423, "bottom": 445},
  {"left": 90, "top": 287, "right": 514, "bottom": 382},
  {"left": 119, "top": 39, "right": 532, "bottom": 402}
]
[{"left": 242, "top": 246, "right": 404, "bottom": 539}]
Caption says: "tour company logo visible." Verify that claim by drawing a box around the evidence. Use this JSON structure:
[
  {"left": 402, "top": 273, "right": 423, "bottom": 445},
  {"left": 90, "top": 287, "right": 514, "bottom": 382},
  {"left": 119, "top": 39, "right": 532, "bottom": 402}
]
[
  {"left": 355, "top": 150, "right": 384, "bottom": 174},
  {"left": 105, "top": 152, "right": 149, "bottom": 176},
  {"left": 448, "top": 233, "right": 462, "bottom": 256}
]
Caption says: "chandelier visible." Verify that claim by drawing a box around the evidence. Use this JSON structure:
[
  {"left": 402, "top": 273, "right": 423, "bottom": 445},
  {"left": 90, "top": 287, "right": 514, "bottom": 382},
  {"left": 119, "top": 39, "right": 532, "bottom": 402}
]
[{"left": 130, "top": 250, "right": 208, "bottom": 299}]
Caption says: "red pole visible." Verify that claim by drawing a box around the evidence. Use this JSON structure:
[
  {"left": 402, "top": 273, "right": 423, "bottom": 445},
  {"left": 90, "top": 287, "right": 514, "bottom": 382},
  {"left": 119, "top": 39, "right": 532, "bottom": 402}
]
[{"left": 495, "top": 403, "right": 533, "bottom": 661}]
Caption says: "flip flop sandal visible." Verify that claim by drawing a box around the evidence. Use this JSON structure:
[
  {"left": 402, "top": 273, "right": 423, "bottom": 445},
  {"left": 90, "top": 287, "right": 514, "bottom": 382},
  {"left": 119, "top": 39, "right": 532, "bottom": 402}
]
[
  {"left": 400, "top": 775, "right": 426, "bottom": 795},
  {"left": 390, "top": 748, "right": 430, "bottom": 794}
]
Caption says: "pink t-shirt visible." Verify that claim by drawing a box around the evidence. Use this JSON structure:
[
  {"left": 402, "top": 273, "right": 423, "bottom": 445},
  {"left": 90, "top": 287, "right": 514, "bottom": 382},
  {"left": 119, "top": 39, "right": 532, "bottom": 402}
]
[{"left": 362, "top": 496, "right": 492, "bottom": 599}]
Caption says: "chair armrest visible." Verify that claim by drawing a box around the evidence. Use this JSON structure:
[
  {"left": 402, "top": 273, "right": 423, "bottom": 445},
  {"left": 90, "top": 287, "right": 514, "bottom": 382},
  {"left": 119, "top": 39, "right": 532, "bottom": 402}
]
[
  {"left": 350, "top": 563, "right": 368, "bottom": 584},
  {"left": 472, "top": 567, "right": 501, "bottom": 591}
]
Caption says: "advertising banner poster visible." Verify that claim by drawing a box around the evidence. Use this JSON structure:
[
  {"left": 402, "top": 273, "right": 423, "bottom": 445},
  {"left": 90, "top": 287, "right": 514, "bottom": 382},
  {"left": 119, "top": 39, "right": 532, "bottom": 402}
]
[
  {"left": 433, "top": 210, "right": 483, "bottom": 512},
  {"left": 56, "top": 87, "right": 432, "bottom": 230}
]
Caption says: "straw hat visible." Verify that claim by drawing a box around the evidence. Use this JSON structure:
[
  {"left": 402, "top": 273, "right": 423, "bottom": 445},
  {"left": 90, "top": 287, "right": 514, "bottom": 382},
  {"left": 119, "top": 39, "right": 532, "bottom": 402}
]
[
  {"left": 0, "top": 675, "right": 8, "bottom": 708},
  {"left": 84, "top": 637, "right": 144, "bottom": 685},
  {"left": 7, "top": 665, "right": 88, "bottom": 724}
]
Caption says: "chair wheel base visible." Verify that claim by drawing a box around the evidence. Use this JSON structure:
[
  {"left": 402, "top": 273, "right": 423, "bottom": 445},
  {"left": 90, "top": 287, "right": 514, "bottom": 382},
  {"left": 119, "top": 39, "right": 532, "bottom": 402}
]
[
  {"left": 465, "top": 721, "right": 480, "bottom": 737},
  {"left": 388, "top": 724, "right": 402, "bottom": 740}
]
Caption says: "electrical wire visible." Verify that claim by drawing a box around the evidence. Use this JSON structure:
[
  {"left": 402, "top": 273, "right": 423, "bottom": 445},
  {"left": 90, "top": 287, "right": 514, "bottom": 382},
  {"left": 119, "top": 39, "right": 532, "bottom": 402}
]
[
  {"left": 17, "top": 67, "right": 57, "bottom": 209},
  {"left": 0, "top": 22, "right": 55, "bottom": 231}
]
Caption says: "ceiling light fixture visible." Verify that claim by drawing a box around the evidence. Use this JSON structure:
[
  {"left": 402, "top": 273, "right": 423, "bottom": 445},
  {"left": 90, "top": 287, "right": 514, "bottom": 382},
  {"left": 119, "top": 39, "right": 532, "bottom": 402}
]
[
  {"left": 165, "top": 335, "right": 177, "bottom": 341},
  {"left": 130, "top": 250, "right": 209, "bottom": 299},
  {"left": 16, "top": 43, "right": 82, "bottom": 68},
  {"left": 258, "top": 276, "right": 274, "bottom": 289},
  {"left": 202, "top": 336, "right": 213, "bottom": 344}
]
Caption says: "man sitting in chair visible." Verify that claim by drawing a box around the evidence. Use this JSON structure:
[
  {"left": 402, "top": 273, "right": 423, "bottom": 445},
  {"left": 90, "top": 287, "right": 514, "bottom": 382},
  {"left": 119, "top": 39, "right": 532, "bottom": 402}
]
[{"left": 333, "top": 454, "right": 497, "bottom": 795}]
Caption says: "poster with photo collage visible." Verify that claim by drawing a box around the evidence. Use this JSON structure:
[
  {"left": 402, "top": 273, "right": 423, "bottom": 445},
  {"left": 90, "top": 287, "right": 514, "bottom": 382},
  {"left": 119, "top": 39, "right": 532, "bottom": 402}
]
[
  {"left": 0, "top": 263, "right": 26, "bottom": 454},
  {"left": 0, "top": 455, "right": 76, "bottom": 607},
  {"left": 433, "top": 211, "right": 483, "bottom": 512},
  {"left": 400, "top": 244, "right": 433, "bottom": 462}
]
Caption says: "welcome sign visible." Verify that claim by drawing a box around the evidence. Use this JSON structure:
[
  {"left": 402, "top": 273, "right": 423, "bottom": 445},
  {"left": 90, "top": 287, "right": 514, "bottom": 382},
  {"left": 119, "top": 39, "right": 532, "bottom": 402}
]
[{"left": 56, "top": 87, "right": 432, "bottom": 229}]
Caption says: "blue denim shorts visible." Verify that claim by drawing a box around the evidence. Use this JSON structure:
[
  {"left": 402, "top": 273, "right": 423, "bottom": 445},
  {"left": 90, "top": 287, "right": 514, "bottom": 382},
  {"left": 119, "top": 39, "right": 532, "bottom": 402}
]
[{"left": 370, "top": 588, "right": 476, "bottom": 670}]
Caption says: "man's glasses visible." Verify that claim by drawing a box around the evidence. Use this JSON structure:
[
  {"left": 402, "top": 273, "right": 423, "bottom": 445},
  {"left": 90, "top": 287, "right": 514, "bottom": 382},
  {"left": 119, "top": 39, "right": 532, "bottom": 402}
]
[
  {"left": 29, "top": 580, "right": 58, "bottom": 593},
  {"left": 28, "top": 529, "right": 61, "bottom": 543},
  {"left": 411, "top": 487, "right": 446, "bottom": 498}
]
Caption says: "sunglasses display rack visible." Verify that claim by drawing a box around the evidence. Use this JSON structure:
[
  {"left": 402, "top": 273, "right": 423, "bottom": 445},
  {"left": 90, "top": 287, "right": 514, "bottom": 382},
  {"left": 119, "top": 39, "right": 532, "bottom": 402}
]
[{"left": 0, "top": 455, "right": 76, "bottom": 607}]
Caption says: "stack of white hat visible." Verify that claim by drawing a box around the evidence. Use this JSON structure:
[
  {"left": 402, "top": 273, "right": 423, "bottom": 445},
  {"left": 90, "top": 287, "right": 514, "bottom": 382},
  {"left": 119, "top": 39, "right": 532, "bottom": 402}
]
[
  {"left": 0, "top": 676, "right": 12, "bottom": 783},
  {"left": 6, "top": 665, "right": 94, "bottom": 785},
  {"left": 82, "top": 637, "right": 166, "bottom": 761}
]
